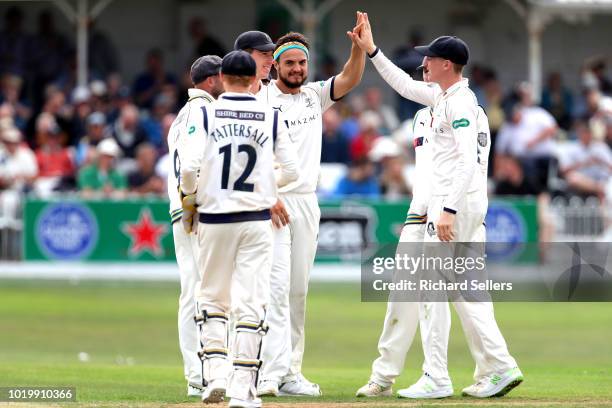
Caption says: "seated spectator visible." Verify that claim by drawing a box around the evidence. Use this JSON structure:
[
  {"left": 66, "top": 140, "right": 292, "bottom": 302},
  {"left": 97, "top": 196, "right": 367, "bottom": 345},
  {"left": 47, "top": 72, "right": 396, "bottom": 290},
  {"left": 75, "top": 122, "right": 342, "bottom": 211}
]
[
  {"left": 38, "top": 85, "right": 75, "bottom": 145},
  {"left": 484, "top": 74, "right": 505, "bottom": 176},
  {"left": 496, "top": 83, "right": 558, "bottom": 194},
  {"left": 333, "top": 158, "right": 380, "bottom": 197},
  {"left": 541, "top": 72, "right": 574, "bottom": 131},
  {"left": 77, "top": 138, "right": 126, "bottom": 198},
  {"left": 321, "top": 107, "right": 350, "bottom": 164},
  {"left": 369, "top": 138, "right": 410, "bottom": 199},
  {"left": 0, "top": 126, "right": 37, "bottom": 220},
  {"left": 127, "top": 142, "right": 164, "bottom": 196},
  {"left": 363, "top": 87, "right": 399, "bottom": 134},
  {"left": 132, "top": 48, "right": 177, "bottom": 109},
  {"left": 493, "top": 154, "right": 540, "bottom": 196},
  {"left": 0, "top": 74, "right": 31, "bottom": 130},
  {"left": 350, "top": 110, "right": 381, "bottom": 162},
  {"left": 338, "top": 96, "right": 363, "bottom": 141},
  {"left": 75, "top": 112, "right": 108, "bottom": 167},
  {"left": 155, "top": 113, "right": 177, "bottom": 186},
  {"left": 0, "top": 126, "right": 37, "bottom": 191},
  {"left": 33, "top": 113, "right": 74, "bottom": 195},
  {"left": 70, "top": 86, "right": 93, "bottom": 141},
  {"left": 141, "top": 94, "right": 174, "bottom": 149},
  {"left": 112, "top": 104, "right": 147, "bottom": 158},
  {"left": 559, "top": 119, "right": 612, "bottom": 201}
]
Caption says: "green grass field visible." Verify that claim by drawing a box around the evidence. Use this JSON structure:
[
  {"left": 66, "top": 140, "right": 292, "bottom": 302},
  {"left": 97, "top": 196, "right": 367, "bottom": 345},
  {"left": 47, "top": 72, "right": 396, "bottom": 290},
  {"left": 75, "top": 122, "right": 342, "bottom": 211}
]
[{"left": 1, "top": 279, "right": 611, "bottom": 407}]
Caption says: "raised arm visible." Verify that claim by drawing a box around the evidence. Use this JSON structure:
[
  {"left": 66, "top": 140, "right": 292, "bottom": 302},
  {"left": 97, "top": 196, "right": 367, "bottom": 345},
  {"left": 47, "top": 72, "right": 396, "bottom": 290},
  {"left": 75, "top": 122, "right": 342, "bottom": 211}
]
[
  {"left": 351, "top": 12, "right": 439, "bottom": 106},
  {"left": 332, "top": 12, "right": 367, "bottom": 99}
]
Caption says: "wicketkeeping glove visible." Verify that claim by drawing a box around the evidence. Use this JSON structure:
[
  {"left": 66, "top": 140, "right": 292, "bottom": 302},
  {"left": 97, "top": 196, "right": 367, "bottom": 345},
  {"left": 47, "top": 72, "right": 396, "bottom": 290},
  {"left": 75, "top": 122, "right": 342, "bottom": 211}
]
[{"left": 180, "top": 191, "right": 198, "bottom": 234}]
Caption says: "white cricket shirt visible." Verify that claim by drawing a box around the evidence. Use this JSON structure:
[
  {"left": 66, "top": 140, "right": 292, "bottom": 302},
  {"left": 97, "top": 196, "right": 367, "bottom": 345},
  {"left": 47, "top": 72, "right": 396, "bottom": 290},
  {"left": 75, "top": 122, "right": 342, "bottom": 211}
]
[
  {"left": 179, "top": 92, "right": 299, "bottom": 214},
  {"left": 257, "top": 77, "right": 337, "bottom": 194},
  {"left": 167, "top": 88, "right": 214, "bottom": 223},
  {"left": 371, "top": 50, "right": 483, "bottom": 213}
]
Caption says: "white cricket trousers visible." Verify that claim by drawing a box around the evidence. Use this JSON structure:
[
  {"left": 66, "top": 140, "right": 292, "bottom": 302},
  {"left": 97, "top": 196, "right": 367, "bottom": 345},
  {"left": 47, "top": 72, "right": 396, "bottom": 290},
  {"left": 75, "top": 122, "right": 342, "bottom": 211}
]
[
  {"left": 370, "top": 222, "right": 425, "bottom": 387},
  {"left": 420, "top": 192, "right": 517, "bottom": 386},
  {"left": 172, "top": 222, "right": 202, "bottom": 388},
  {"left": 260, "top": 192, "right": 320, "bottom": 384},
  {"left": 195, "top": 218, "right": 273, "bottom": 398}
]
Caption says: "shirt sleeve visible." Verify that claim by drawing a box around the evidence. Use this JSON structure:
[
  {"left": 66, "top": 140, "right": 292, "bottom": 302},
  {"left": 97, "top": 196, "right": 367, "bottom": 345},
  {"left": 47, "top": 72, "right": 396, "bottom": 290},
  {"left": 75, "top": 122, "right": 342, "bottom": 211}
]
[
  {"left": 22, "top": 149, "right": 39, "bottom": 178},
  {"left": 179, "top": 103, "right": 208, "bottom": 195},
  {"left": 306, "top": 77, "right": 336, "bottom": 112},
  {"left": 596, "top": 142, "right": 612, "bottom": 166},
  {"left": 538, "top": 108, "right": 557, "bottom": 128},
  {"left": 370, "top": 50, "right": 440, "bottom": 107},
  {"left": 557, "top": 142, "right": 576, "bottom": 170},
  {"left": 407, "top": 110, "right": 430, "bottom": 215},
  {"left": 273, "top": 110, "right": 300, "bottom": 187},
  {"left": 443, "top": 97, "right": 479, "bottom": 213}
]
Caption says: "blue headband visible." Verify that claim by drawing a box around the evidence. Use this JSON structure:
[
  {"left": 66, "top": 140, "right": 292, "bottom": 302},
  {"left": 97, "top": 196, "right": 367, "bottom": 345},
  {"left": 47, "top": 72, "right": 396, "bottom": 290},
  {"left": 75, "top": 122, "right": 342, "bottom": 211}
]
[{"left": 273, "top": 42, "right": 309, "bottom": 61}]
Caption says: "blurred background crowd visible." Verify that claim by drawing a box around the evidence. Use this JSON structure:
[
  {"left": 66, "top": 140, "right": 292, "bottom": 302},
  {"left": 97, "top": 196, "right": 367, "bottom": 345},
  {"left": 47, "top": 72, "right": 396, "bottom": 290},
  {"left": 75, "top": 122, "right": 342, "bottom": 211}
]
[{"left": 0, "top": 4, "right": 611, "bottom": 216}]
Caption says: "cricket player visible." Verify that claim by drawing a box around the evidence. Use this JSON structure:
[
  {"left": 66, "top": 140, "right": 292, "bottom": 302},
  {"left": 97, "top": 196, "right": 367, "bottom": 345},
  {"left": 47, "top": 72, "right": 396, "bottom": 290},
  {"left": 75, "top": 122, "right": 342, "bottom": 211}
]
[
  {"left": 356, "top": 90, "right": 496, "bottom": 398},
  {"left": 356, "top": 63, "right": 434, "bottom": 396},
  {"left": 233, "top": 30, "right": 275, "bottom": 94},
  {"left": 167, "top": 55, "right": 223, "bottom": 397},
  {"left": 257, "top": 14, "right": 366, "bottom": 397},
  {"left": 178, "top": 50, "right": 299, "bottom": 407},
  {"left": 352, "top": 14, "right": 523, "bottom": 398}
]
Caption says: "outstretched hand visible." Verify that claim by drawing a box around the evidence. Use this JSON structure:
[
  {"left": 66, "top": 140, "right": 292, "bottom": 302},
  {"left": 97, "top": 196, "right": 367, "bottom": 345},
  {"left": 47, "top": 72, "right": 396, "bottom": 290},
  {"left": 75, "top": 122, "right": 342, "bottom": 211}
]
[
  {"left": 346, "top": 11, "right": 366, "bottom": 45},
  {"left": 347, "top": 12, "right": 376, "bottom": 55}
]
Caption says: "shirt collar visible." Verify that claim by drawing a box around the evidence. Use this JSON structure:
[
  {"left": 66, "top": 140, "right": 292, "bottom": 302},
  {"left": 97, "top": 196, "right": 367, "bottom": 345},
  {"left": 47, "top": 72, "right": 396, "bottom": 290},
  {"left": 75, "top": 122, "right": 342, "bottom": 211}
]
[
  {"left": 269, "top": 79, "right": 301, "bottom": 97},
  {"left": 188, "top": 88, "right": 214, "bottom": 102},
  {"left": 443, "top": 78, "right": 469, "bottom": 98},
  {"left": 219, "top": 91, "right": 257, "bottom": 101}
]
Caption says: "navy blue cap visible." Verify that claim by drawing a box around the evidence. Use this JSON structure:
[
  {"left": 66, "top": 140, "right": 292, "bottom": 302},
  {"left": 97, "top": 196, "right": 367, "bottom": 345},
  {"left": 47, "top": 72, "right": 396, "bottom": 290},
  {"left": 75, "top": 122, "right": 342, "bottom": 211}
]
[
  {"left": 190, "top": 55, "right": 222, "bottom": 84},
  {"left": 234, "top": 30, "right": 275, "bottom": 52},
  {"left": 415, "top": 36, "right": 469, "bottom": 65},
  {"left": 222, "top": 50, "right": 257, "bottom": 77}
]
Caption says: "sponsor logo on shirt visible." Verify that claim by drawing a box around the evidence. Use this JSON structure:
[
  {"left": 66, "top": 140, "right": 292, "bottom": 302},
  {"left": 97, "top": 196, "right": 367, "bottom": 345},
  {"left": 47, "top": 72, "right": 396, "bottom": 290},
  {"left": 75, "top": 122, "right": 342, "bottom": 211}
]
[
  {"left": 215, "top": 110, "right": 265, "bottom": 121},
  {"left": 287, "top": 113, "right": 319, "bottom": 128},
  {"left": 452, "top": 118, "right": 470, "bottom": 129}
]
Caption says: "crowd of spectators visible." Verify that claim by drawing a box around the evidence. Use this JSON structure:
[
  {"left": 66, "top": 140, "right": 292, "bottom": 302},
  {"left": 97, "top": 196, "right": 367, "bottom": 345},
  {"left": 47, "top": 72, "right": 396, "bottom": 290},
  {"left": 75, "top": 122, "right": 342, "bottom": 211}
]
[{"left": 0, "top": 6, "right": 611, "bottom": 218}]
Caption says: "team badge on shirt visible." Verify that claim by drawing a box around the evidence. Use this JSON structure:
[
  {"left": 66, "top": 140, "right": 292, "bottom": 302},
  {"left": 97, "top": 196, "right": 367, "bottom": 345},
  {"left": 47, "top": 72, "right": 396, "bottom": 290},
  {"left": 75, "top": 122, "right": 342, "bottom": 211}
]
[
  {"left": 478, "top": 132, "right": 488, "bottom": 147},
  {"left": 427, "top": 221, "right": 436, "bottom": 237}
]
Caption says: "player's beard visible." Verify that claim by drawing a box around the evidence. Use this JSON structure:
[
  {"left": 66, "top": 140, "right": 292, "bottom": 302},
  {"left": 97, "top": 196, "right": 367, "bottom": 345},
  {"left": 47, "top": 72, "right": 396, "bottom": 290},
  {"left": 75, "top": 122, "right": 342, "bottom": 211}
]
[
  {"left": 210, "top": 77, "right": 224, "bottom": 99},
  {"left": 278, "top": 70, "right": 307, "bottom": 89}
]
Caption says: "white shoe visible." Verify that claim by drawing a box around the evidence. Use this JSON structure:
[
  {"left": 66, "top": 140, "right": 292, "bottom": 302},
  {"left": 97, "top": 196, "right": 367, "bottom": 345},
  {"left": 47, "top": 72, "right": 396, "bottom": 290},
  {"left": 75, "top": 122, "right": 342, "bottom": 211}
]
[
  {"left": 228, "top": 397, "right": 262, "bottom": 408},
  {"left": 187, "top": 384, "right": 203, "bottom": 397},
  {"left": 278, "top": 374, "right": 322, "bottom": 396},
  {"left": 202, "top": 378, "right": 226, "bottom": 403},
  {"left": 355, "top": 381, "right": 392, "bottom": 397},
  {"left": 397, "top": 373, "right": 453, "bottom": 399},
  {"left": 462, "top": 367, "right": 523, "bottom": 398},
  {"left": 256, "top": 380, "right": 279, "bottom": 397}
]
